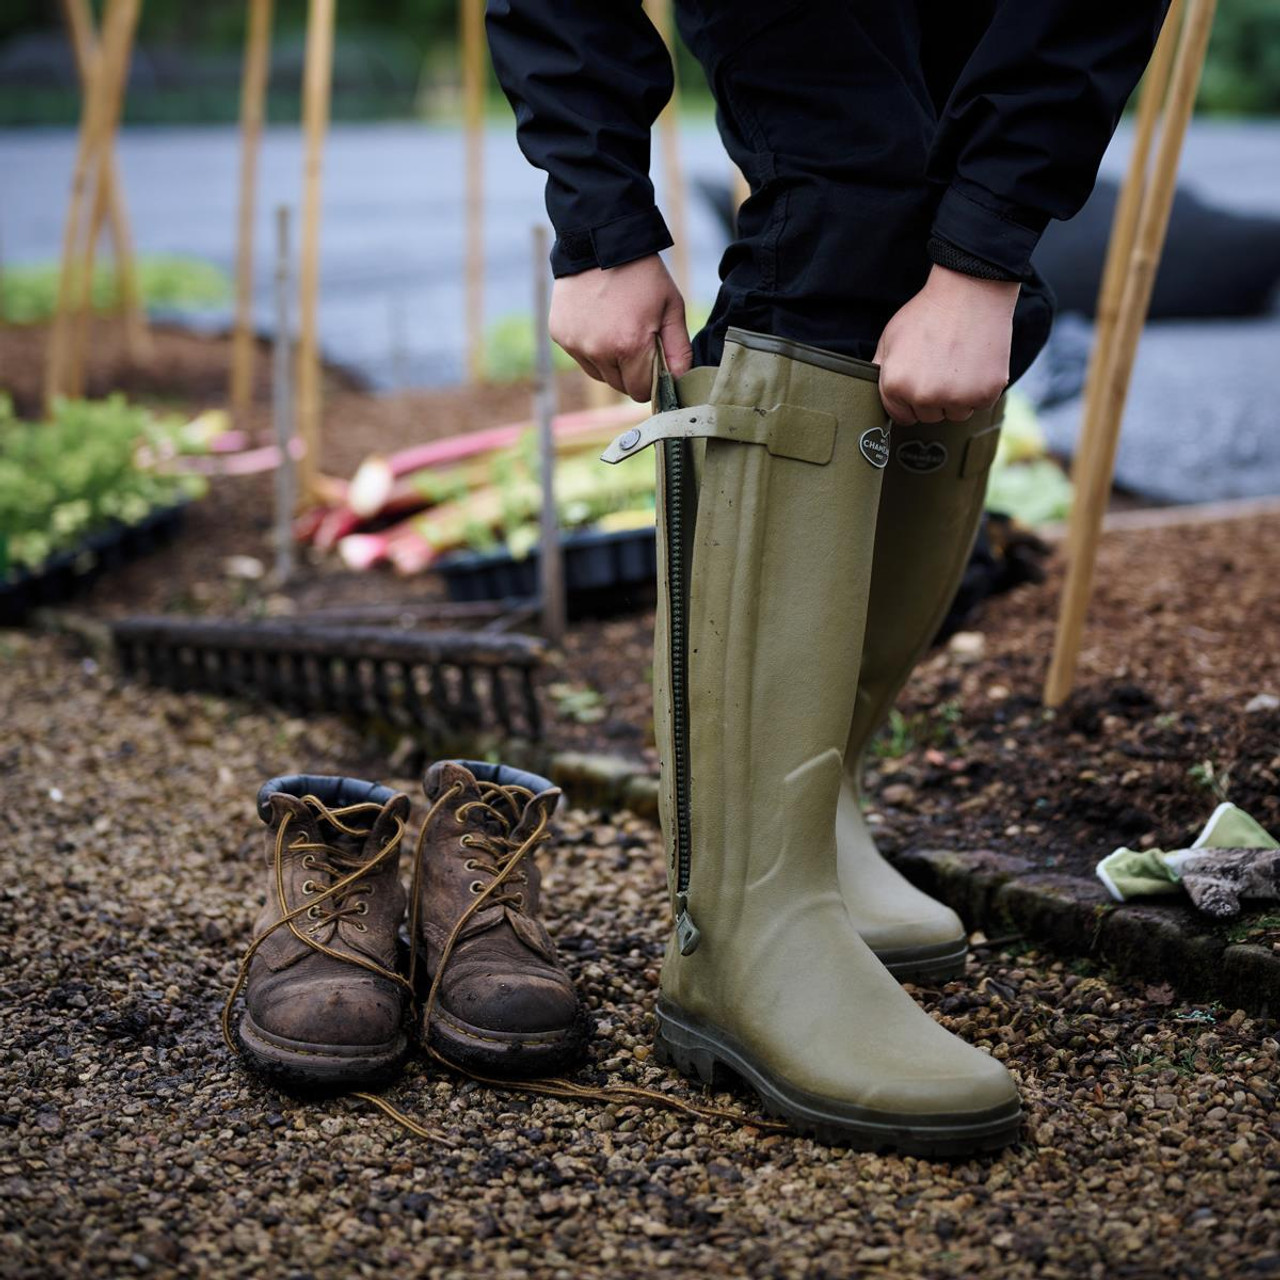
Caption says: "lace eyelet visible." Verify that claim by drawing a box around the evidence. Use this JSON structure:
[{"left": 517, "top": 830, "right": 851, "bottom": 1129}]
[
  {"left": 463, "top": 859, "right": 479, "bottom": 871},
  {"left": 301, "top": 855, "right": 315, "bottom": 869},
  {"left": 513, "top": 893, "right": 524, "bottom": 908},
  {"left": 460, "top": 834, "right": 476, "bottom": 848},
  {"left": 356, "top": 900, "right": 368, "bottom": 915},
  {"left": 306, "top": 905, "right": 321, "bottom": 920},
  {"left": 301, "top": 880, "right": 316, "bottom": 894},
  {"left": 353, "top": 921, "right": 368, "bottom": 933},
  {"left": 469, "top": 880, "right": 484, "bottom": 895}
]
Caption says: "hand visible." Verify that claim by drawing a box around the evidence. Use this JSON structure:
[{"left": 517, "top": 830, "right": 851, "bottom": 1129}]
[
  {"left": 874, "top": 265, "right": 1020, "bottom": 425},
  {"left": 549, "top": 255, "right": 693, "bottom": 402}
]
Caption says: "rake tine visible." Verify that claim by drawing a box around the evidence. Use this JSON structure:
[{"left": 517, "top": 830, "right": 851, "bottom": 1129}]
[{"left": 488, "top": 665, "right": 512, "bottom": 734}]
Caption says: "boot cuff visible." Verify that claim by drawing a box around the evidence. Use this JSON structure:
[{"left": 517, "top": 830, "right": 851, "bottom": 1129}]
[{"left": 256, "top": 774, "right": 398, "bottom": 822}]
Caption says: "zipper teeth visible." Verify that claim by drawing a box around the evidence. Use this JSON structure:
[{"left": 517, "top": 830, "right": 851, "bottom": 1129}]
[{"left": 663, "top": 436, "right": 693, "bottom": 898}]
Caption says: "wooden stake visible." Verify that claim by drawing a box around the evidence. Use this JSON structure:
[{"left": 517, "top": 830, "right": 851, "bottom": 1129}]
[
  {"left": 1066, "top": 0, "right": 1184, "bottom": 565},
  {"left": 533, "top": 225, "right": 566, "bottom": 646},
  {"left": 46, "top": 0, "right": 140, "bottom": 413},
  {"left": 1044, "top": 0, "right": 1217, "bottom": 707},
  {"left": 230, "top": 0, "right": 275, "bottom": 432},
  {"left": 296, "top": 0, "right": 335, "bottom": 504},
  {"left": 645, "top": 0, "right": 690, "bottom": 297},
  {"left": 59, "top": 0, "right": 149, "bottom": 363},
  {"left": 68, "top": 0, "right": 139, "bottom": 397},
  {"left": 461, "top": 0, "right": 486, "bottom": 382},
  {"left": 272, "top": 205, "right": 296, "bottom": 584}
]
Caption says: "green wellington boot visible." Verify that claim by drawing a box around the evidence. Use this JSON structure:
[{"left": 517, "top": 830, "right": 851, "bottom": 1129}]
[
  {"left": 603, "top": 329, "right": 1020, "bottom": 1155},
  {"left": 836, "top": 404, "right": 1004, "bottom": 983}
]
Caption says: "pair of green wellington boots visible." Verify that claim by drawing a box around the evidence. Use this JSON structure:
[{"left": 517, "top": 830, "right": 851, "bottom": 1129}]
[{"left": 603, "top": 328, "right": 1020, "bottom": 1156}]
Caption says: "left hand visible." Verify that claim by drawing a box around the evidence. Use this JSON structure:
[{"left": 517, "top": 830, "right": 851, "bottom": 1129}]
[{"left": 875, "top": 265, "right": 1020, "bottom": 425}]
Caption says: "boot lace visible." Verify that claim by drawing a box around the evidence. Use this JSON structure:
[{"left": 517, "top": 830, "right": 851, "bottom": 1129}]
[
  {"left": 353, "top": 780, "right": 789, "bottom": 1140},
  {"left": 220, "top": 797, "right": 413, "bottom": 1055}
]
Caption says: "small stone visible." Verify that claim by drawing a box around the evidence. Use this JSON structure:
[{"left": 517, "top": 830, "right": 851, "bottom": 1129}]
[
  {"left": 948, "top": 631, "right": 986, "bottom": 663},
  {"left": 223, "top": 555, "right": 265, "bottom": 581},
  {"left": 1244, "top": 693, "right": 1279, "bottom": 713}
]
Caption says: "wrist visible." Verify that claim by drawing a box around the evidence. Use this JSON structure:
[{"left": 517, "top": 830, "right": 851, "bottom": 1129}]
[{"left": 926, "top": 263, "right": 1020, "bottom": 310}]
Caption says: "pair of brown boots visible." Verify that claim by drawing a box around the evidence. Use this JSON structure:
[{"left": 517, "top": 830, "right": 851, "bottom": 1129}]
[{"left": 224, "top": 760, "right": 586, "bottom": 1090}]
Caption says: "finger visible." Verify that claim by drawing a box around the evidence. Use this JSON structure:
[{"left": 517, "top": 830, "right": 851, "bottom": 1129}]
[
  {"left": 881, "top": 392, "right": 917, "bottom": 426},
  {"left": 620, "top": 345, "right": 657, "bottom": 403},
  {"left": 944, "top": 404, "right": 976, "bottom": 423},
  {"left": 659, "top": 312, "right": 694, "bottom": 378},
  {"left": 597, "top": 359, "right": 629, "bottom": 397},
  {"left": 913, "top": 404, "right": 945, "bottom": 424},
  {"left": 574, "top": 354, "right": 607, "bottom": 385}
]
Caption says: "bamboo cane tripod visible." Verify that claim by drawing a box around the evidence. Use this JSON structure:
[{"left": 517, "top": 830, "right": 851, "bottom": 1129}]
[
  {"left": 45, "top": 0, "right": 142, "bottom": 414},
  {"left": 1043, "top": 0, "right": 1218, "bottom": 707}
]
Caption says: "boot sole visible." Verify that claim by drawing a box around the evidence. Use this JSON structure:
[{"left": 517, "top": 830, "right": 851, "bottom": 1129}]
[
  {"left": 425, "top": 1004, "right": 590, "bottom": 1078},
  {"left": 238, "top": 1015, "right": 408, "bottom": 1093},
  {"left": 654, "top": 998, "right": 1021, "bottom": 1158},
  {"left": 874, "top": 937, "right": 968, "bottom": 985}
]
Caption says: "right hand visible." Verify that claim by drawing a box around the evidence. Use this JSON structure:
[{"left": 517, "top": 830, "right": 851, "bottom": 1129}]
[{"left": 549, "top": 254, "right": 694, "bottom": 402}]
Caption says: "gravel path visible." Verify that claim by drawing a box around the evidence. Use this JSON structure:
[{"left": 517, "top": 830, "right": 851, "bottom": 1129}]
[{"left": 2, "top": 633, "right": 1278, "bottom": 1279}]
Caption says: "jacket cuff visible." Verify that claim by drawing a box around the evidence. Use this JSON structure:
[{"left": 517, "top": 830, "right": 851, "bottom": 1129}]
[
  {"left": 927, "top": 236, "right": 1022, "bottom": 283},
  {"left": 550, "top": 206, "right": 674, "bottom": 277},
  {"left": 931, "top": 182, "right": 1048, "bottom": 281}
]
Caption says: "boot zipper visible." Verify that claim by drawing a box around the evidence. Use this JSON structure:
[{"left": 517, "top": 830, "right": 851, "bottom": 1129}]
[{"left": 658, "top": 367, "right": 700, "bottom": 955}]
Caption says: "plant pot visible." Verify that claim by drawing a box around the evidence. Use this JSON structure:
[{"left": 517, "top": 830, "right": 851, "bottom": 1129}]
[{"left": 435, "top": 526, "right": 658, "bottom": 619}]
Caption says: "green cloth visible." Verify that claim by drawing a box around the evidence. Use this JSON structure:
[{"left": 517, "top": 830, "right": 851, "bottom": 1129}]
[{"left": 1096, "top": 803, "right": 1278, "bottom": 902}]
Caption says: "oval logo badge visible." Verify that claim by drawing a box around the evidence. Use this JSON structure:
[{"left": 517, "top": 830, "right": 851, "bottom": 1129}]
[
  {"left": 896, "top": 439, "right": 948, "bottom": 474},
  {"left": 859, "top": 427, "right": 890, "bottom": 470}
]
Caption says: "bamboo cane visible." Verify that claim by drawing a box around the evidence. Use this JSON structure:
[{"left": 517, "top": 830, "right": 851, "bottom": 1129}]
[
  {"left": 46, "top": 0, "right": 140, "bottom": 413},
  {"left": 68, "top": 0, "right": 139, "bottom": 399},
  {"left": 1066, "top": 0, "right": 1184, "bottom": 566},
  {"left": 273, "top": 205, "right": 296, "bottom": 584},
  {"left": 296, "top": 0, "right": 335, "bottom": 504},
  {"left": 230, "top": 0, "right": 275, "bottom": 432},
  {"left": 461, "top": 0, "right": 486, "bottom": 382},
  {"left": 533, "top": 225, "right": 566, "bottom": 645},
  {"left": 644, "top": 0, "right": 690, "bottom": 298},
  {"left": 1044, "top": 0, "right": 1217, "bottom": 707},
  {"left": 59, "top": 0, "right": 150, "bottom": 363}
]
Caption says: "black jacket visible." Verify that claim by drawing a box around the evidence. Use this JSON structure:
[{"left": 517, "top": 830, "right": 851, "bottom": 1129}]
[{"left": 487, "top": 0, "right": 1170, "bottom": 281}]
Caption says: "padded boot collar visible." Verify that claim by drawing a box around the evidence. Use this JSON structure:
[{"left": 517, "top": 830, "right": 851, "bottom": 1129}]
[{"left": 256, "top": 774, "right": 398, "bottom": 822}]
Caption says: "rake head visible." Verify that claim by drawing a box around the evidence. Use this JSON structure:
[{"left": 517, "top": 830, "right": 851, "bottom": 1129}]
[{"left": 112, "top": 616, "right": 545, "bottom": 742}]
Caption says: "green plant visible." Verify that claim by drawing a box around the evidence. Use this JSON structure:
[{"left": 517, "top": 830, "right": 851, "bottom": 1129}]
[
  {"left": 1188, "top": 758, "right": 1232, "bottom": 803},
  {"left": 547, "top": 681, "right": 606, "bottom": 725},
  {"left": 0, "top": 256, "right": 230, "bottom": 325},
  {"left": 0, "top": 393, "right": 206, "bottom": 576},
  {"left": 871, "top": 700, "right": 961, "bottom": 760}
]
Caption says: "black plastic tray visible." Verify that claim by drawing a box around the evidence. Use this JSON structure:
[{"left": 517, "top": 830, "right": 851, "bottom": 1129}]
[
  {"left": 0, "top": 501, "right": 189, "bottom": 627},
  {"left": 435, "top": 525, "right": 657, "bottom": 619}
]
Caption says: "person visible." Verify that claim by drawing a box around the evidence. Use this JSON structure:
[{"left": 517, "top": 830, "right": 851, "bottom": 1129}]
[{"left": 488, "top": 0, "right": 1171, "bottom": 1154}]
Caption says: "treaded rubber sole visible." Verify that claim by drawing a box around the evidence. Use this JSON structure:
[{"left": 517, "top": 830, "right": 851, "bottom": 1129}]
[
  {"left": 425, "top": 1003, "right": 591, "bottom": 1078},
  {"left": 238, "top": 1015, "right": 408, "bottom": 1094},
  {"left": 873, "top": 937, "right": 968, "bottom": 985},
  {"left": 654, "top": 998, "right": 1021, "bottom": 1158}
]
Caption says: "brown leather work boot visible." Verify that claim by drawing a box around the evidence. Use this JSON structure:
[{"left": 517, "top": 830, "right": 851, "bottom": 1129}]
[
  {"left": 224, "top": 774, "right": 414, "bottom": 1091},
  {"left": 413, "top": 760, "right": 586, "bottom": 1075}
]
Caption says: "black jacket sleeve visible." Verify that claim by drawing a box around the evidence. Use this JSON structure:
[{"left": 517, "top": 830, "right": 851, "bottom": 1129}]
[
  {"left": 486, "top": 0, "right": 675, "bottom": 277},
  {"left": 927, "top": 0, "right": 1172, "bottom": 280}
]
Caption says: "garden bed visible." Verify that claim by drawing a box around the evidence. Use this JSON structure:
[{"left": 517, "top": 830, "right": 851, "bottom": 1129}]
[{"left": 6, "top": 322, "right": 1277, "bottom": 999}]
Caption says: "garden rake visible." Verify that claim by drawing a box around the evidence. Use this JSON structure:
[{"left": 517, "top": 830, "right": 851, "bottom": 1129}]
[{"left": 112, "top": 611, "right": 545, "bottom": 742}]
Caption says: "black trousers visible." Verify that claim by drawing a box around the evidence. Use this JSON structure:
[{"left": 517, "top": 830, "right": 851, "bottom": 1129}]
[{"left": 678, "top": 1, "right": 1054, "bottom": 382}]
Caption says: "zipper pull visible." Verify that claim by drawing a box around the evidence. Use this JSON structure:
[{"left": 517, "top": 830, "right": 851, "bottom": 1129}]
[{"left": 674, "top": 892, "right": 701, "bottom": 955}]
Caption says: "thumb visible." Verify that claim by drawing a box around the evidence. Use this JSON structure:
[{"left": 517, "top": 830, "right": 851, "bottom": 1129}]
[{"left": 658, "top": 304, "right": 694, "bottom": 379}]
